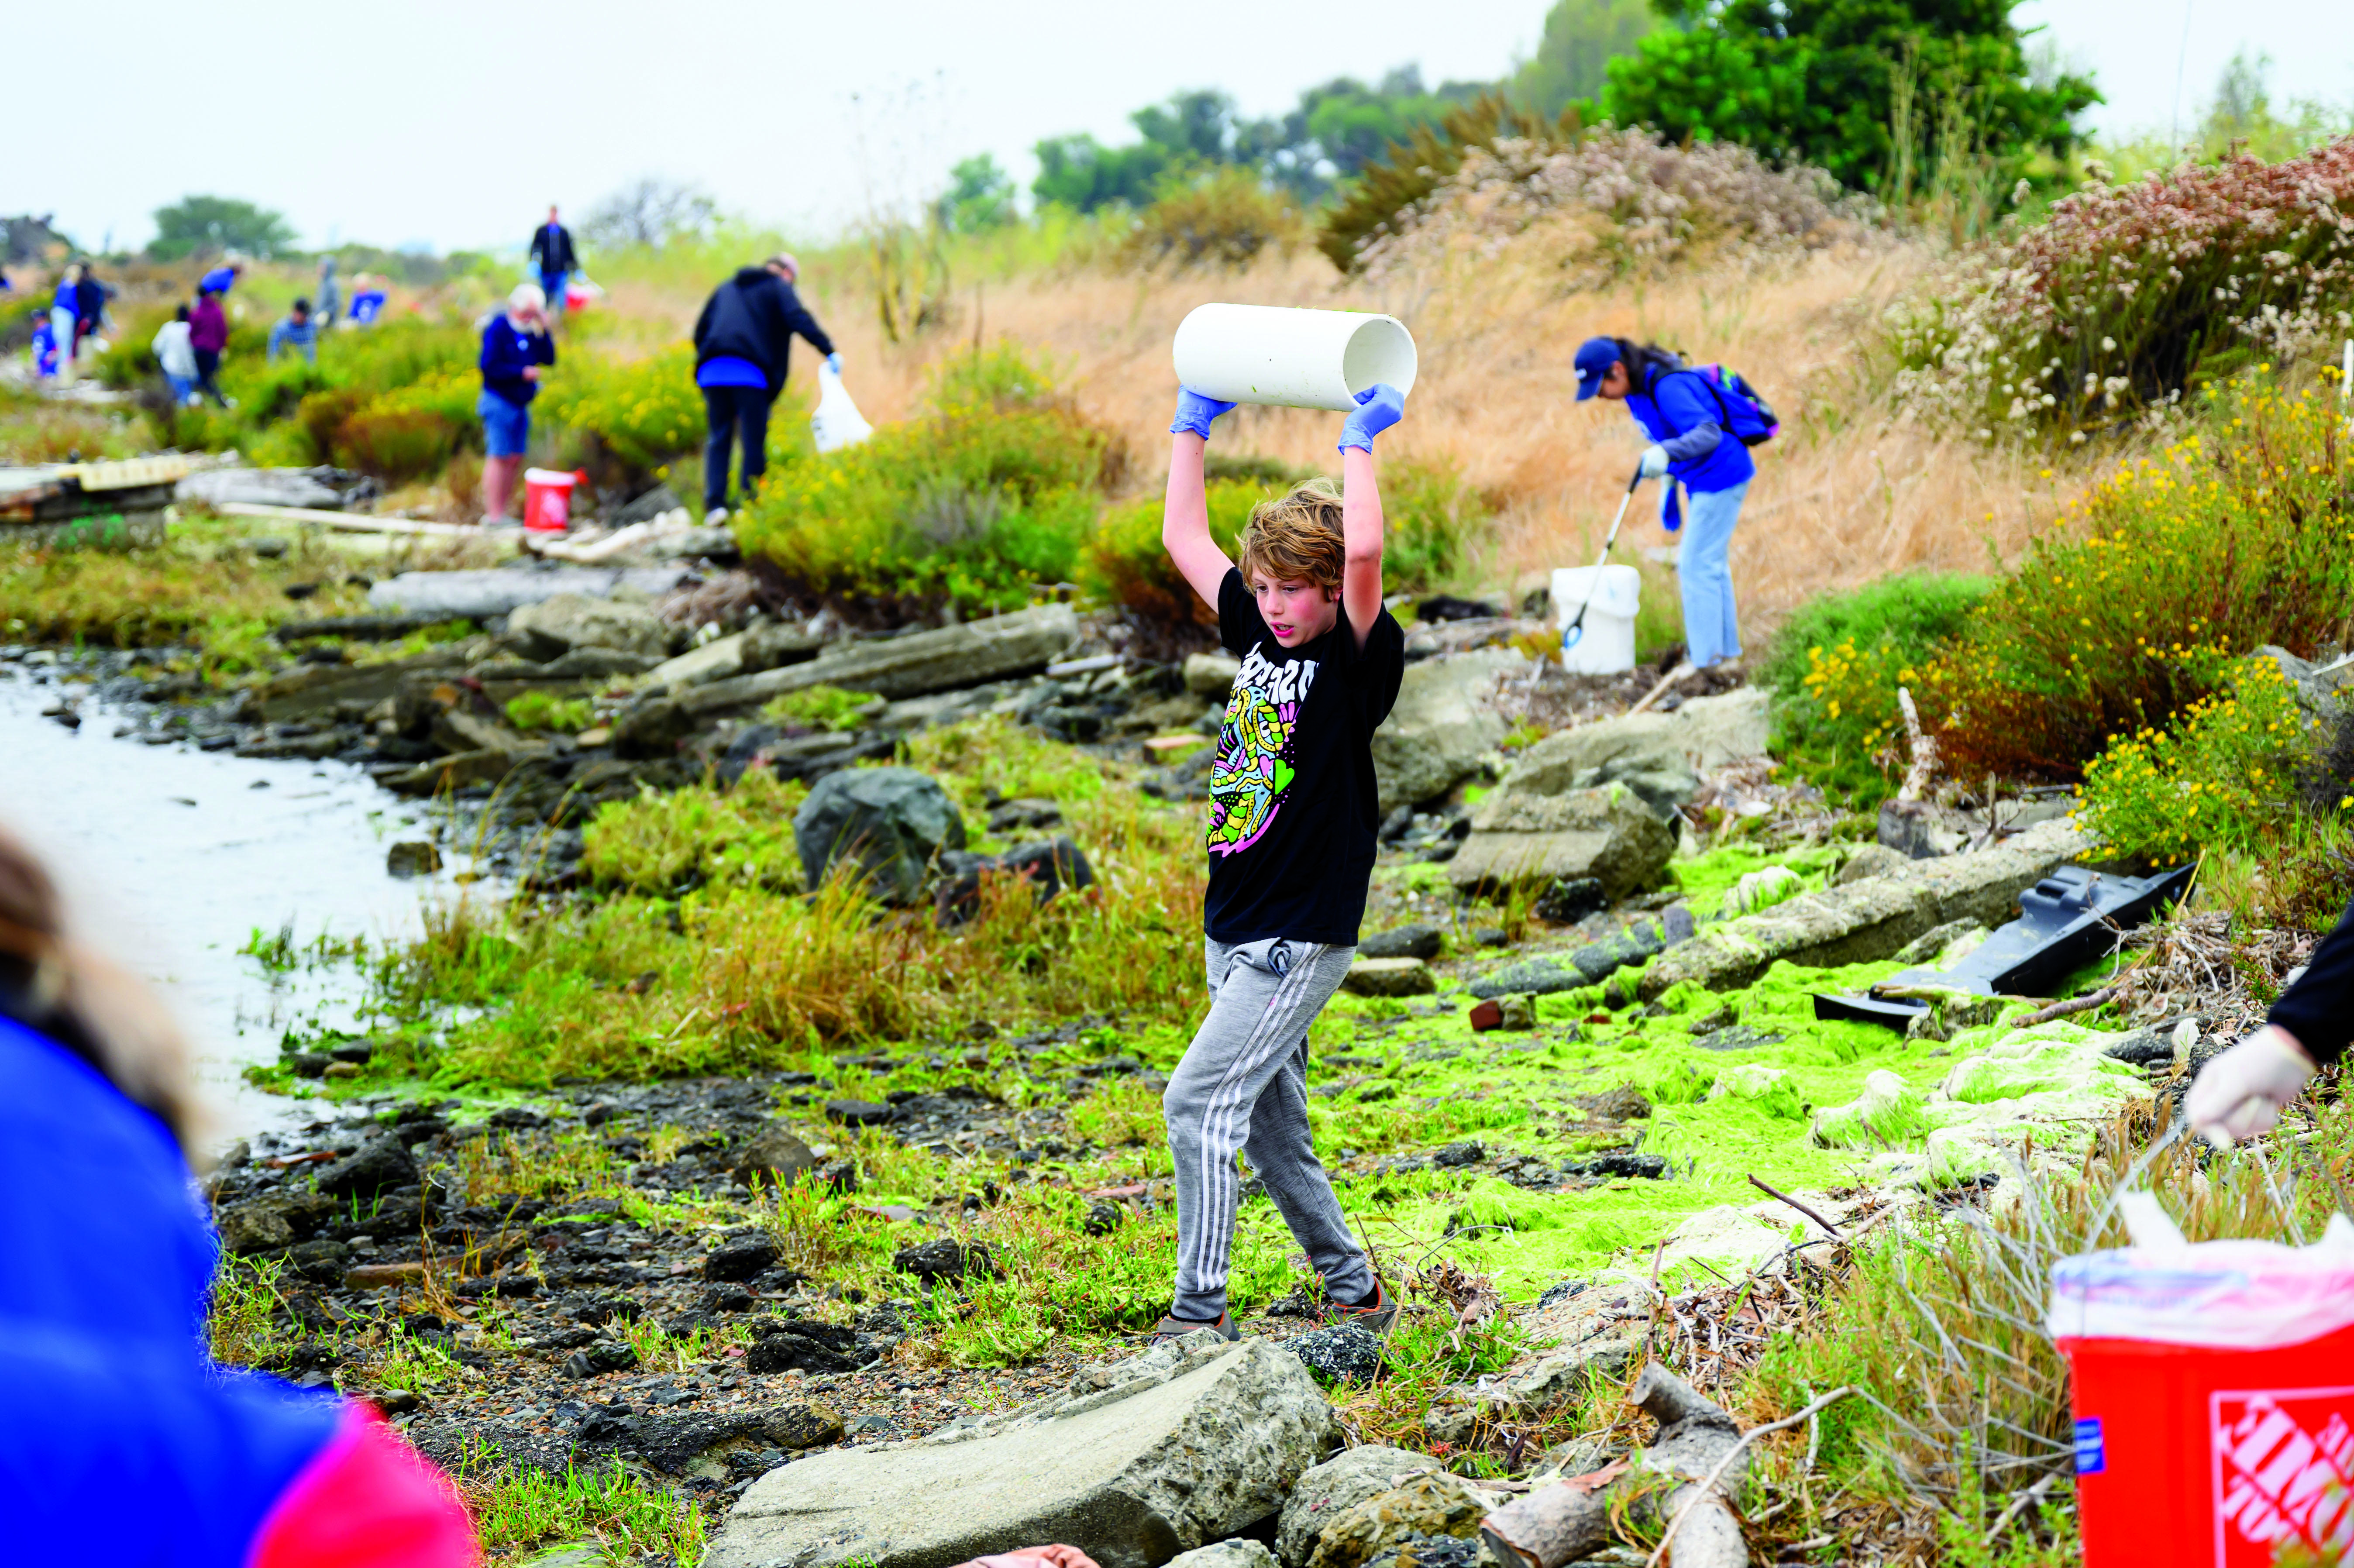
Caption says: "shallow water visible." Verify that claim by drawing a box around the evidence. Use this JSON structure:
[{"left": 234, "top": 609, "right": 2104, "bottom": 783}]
[{"left": 0, "top": 662, "right": 474, "bottom": 1150}]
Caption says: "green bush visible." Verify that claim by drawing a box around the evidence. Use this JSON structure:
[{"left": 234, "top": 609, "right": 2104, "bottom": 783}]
[
  {"left": 1381, "top": 457, "right": 1492, "bottom": 592},
  {"left": 1759, "top": 573, "right": 1992, "bottom": 804},
  {"left": 2074, "top": 656, "right": 2319, "bottom": 861},
  {"left": 1917, "top": 371, "right": 2354, "bottom": 780},
  {"left": 734, "top": 346, "right": 1121, "bottom": 613},
  {"left": 507, "top": 690, "right": 594, "bottom": 732},
  {"left": 1119, "top": 167, "right": 1305, "bottom": 271},
  {"left": 1078, "top": 479, "right": 1266, "bottom": 627},
  {"left": 761, "top": 684, "right": 882, "bottom": 732}
]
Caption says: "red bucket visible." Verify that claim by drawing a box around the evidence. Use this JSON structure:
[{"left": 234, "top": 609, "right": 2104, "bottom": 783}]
[
  {"left": 522, "top": 468, "right": 582, "bottom": 533},
  {"left": 2055, "top": 1229, "right": 2354, "bottom": 1566}
]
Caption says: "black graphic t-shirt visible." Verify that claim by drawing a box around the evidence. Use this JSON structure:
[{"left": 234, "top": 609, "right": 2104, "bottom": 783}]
[{"left": 1203, "top": 568, "right": 1406, "bottom": 946}]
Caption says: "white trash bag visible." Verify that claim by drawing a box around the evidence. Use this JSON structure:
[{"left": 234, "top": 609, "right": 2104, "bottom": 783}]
[{"left": 811, "top": 364, "right": 873, "bottom": 454}]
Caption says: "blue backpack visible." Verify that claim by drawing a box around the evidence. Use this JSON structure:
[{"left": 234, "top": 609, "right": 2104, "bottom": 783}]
[{"left": 1669, "top": 364, "right": 1780, "bottom": 447}]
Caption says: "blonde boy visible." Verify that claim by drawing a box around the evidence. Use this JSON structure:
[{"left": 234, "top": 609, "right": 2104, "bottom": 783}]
[{"left": 1150, "top": 381, "right": 1409, "bottom": 1340}]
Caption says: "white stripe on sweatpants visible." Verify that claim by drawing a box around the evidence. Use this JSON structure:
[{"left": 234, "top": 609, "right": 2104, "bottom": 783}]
[{"left": 1185, "top": 942, "right": 1327, "bottom": 1293}]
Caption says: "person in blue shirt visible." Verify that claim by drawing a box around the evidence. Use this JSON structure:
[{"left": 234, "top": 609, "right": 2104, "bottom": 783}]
[
  {"left": 1574, "top": 336, "right": 1755, "bottom": 671},
  {"left": 691, "top": 253, "right": 837, "bottom": 524},
  {"left": 478, "top": 282, "right": 555, "bottom": 522},
  {"left": 267, "top": 298, "right": 318, "bottom": 364},
  {"left": 197, "top": 261, "right": 241, "bottom": 296}
]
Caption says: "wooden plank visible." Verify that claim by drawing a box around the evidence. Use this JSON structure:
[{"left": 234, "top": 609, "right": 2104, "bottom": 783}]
[{"left": 215, "top": 501, "right": 489, "bottom": 539}]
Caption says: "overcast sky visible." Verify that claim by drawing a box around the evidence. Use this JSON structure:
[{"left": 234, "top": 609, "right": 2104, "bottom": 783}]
[{"left": 8, "top": 0, "right": 2348, "bottom": 257}]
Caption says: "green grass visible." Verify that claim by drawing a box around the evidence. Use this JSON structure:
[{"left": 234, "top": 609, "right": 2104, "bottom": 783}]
[{"left": 460, "top": 1449, "right": 709, "bottom": 1564}]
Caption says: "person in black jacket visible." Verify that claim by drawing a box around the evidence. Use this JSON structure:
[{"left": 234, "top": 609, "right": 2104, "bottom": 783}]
[
  {"left": 691, "top": 254, "right": 838, "bottom": 523},
  {"left": 528, "top": 206, "right": 578, "bottom": 323}
]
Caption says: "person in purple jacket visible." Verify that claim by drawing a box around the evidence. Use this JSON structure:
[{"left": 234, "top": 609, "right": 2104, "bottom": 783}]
[
  {"left": 188, "top": 285, "right": 232, "bottom": 408},
  {"left": 1575, "top": 335, "right": 1756, "bottom": 671},
  {"left": 477, "top": 282, "right": 554, "bottom": 522}
]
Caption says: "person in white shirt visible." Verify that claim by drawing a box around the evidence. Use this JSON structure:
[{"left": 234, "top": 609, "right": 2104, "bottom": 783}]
[{"left": 151, "top": 306, "right": 198, "bottom": 406}]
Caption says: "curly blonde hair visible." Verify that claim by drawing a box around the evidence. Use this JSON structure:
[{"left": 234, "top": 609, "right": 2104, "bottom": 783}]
[{"left": 1237, "top": 478, "right": 1345, "bottom": 591}]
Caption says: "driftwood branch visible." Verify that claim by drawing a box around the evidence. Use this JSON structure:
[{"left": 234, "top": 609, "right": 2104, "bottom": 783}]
[
  {"left": 1481, "top": 1365, "right": 1749, "bottom": 1568},
  {"left": 1745, "top": 1175, "right": 1844, "bottom": 1241},
  {"left": 1644, "top": 1386, "right": 1857, "bottom": 1568},
  {"left": 2013, "top": 985, "right": 2120, "bottom": 1027},
  {"left": 1896, "top": 686, "right": 1935, "bottom": 801}
]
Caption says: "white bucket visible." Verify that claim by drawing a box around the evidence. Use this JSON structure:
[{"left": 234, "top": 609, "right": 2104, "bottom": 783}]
[
  {"left": 1171, "top": 304, "right": 1418, "bottom": 412},
  {"left": 1552, "top": 564, "right": 1642, "bottom": 674}
]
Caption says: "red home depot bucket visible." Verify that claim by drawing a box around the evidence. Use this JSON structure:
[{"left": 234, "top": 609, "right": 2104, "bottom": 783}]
[
  {"left": 522, "top": 468, "right": 582, "bottom": 533},
  {"left": 2053, "top": 1228, "right": 2354, "bottom": 1565}
]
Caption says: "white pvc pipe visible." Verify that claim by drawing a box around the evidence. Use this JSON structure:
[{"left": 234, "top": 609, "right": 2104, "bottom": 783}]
[{"left": 1171, "top": 303, "right": 1418, "bottom": 412}]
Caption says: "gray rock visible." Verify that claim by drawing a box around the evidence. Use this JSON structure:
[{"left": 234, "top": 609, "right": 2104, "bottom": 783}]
[
  {"left": 1169, "top": 1542, "right": 1277, "bottom": 1568},
  {"left": 1342, "top": 958, "right": 1437, "bottom": 998},
  {"left": 506, "top": 593, "right": 673, "bottom": 661},
  {"left": 176, "top": 466, "right": 346, "bottom": 510},
  {"left": 1661, "top": 902, "right": 1697, "bottom": 945},
  {"left": 1639, "top": 818, "right": 2095, "bottom": 999},
  {"left": 365, "top": 566, "right": 691, "bottom": 619},
  {"left": 1277, "top": 1447, "right": 1435, "bottom": 1568},
  {"left": 709, "top": 1333, "right": 1338, "bottom": 1568},
  {"left": 1837, "top": 842, "right": 1911, "bottom": 885},
  {"left": 1467, "top": 958, "right": 1580, "bottom": 1000},
  {"left": 1503, "top": 1331, "right": 1642, "bottom": 1410},
  {"left": 795, "top": 767, "right": 967, "bottom": 904},
  {"left": 1501, "top": 688, "right": 1769, "bottom": 794},
  {"left": 1369, "top": 650, "right": 1517, "bottom": 815},
  {"left": 1287, "top": 1325, "right": 1386, "bottom": 1384},
  {"left": 643, "top": 621, "right": 827, "bottom": 694},
  {"left": 1890, "top": 918, "right": 1989, "bottom": 965},
  {"left": 685, "top": 604, "right": 1080, "bottom": 714},
  {"left": 1359, "top": 924, "right": 1442, "bottom": 962},
  {"left": 1185, "top": 652, "right": 1242, "bottom": 697},
  {"left": 733, "top": 1122, "right": 819, "bottom": 1187},
  {"left": 1448, "top": 783, "right": 1673, "bottom": 902},
  {"left": 386, "top": 840, "right": 441, "bottom": 877},
  {"left": 613, "top": 483, "right": 685, "bottom": 526},
  {"left": 1877, "top": 797, "right": 1968, "bottom": 859},
  {"left": 216, "top": 1200, "right": 295, "bottom": 1255},
  {"left": 314, "top": 1138, "right": 417, "bottom": 1201}
]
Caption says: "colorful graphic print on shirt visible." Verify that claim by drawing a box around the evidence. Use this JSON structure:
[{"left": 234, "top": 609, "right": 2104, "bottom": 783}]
[{"left": 1207, "top": 644, "right": 1318, "bottom": 856}]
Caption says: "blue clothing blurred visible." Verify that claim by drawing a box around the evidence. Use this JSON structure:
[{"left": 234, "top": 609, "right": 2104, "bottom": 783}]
[
  {"left": 268, "top": 316, "right": 318, "bottom": 363},
  {"left": 478, "top": 314, "right": 554, "bottom": 407},
  {"left": 695, "top": 354, "right": 766, "bottom": 389},
  {"left": 199, "top": 265, "right": 237, "bottom": 295},
  {"left": 478, "top": 390, "right": 530, "bottom": 457},
  {"left": 0, "top": 1015, "right": 342, "bottom": 1560},
  {"left": 349, "top": 290, "right": 386, "bottom": 324},
  {"left": 1677, "top": 481, "right": 1747, "bottom": 668},
  {"left": 1626, "top": 366, "right": 1754, "bottom": 495}
]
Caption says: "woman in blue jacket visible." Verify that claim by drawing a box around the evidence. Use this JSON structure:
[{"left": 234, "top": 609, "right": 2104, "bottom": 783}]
[
  {"left": 477, "top": 282, "right": 554, "bottom": 522},
  {"left": 1574, "top": 336, "right": 1755, "bottom": 670}
]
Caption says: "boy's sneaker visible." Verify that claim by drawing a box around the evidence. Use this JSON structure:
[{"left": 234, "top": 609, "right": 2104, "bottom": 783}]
[
  {"left": 1322, "top": 1278, "right": 1399, "bottom": 1339},
  {"left": 705, "top": 507, "right": 730, "bottom": 527},
  {"left": 1145, "top": 1310, "right": 1239, "bottom": 1345}
]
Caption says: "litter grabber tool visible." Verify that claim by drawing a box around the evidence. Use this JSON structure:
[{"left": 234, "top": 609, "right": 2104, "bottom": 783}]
[{"left": 1560, "top": 464, "right": 1645, "bottom": 656}]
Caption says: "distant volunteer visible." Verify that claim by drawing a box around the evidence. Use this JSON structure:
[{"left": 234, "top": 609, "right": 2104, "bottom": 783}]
[
  {"left": 187, "top": 285, "right": 232, "bottom": 408},
  {"left": 49, "top": 266, "right": 80, "bottom": 383},
  {"left": 197, "top": 261, "right": 241, "bottom": 296},
  {"left": 152, "top": 306, "right": 198, "bottom": 405},
  {"left": 690, "top": 253, "right": 838, "bottom": 526},
  {"left": 476, "top": 282, "right": 555, "bottom": 522},
  {"left": 528, "top": 205, "right": 578, "bottom": 323},
  {"left": 1573, "top": 336, "right": 1759, "bottom": 671},
  {"left": 2187, "top": 900, "right": 2354, "bottom": 1145}
]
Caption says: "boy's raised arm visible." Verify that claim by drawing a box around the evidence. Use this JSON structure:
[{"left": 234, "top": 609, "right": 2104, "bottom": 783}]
[
  {"left": 1163, "top": 390, "right": 1238, "bottom": 609},
  {"left": 1338, "top": 384, "right": 1406, "bottom": 651}
]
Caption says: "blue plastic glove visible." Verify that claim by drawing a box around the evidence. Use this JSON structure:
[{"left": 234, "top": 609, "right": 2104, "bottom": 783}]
[
  {"left": 1170, "top": 387, "right": 1237, "bottom": 440},
  {"left": 826, "top": 351, "right": 843, "bottom": 375},
  {"left": 1638, "top": 443, "right": 1670, "bottom": 478},
  {"left": 1339, "top": 383, "right": 1406, "bottom": 452}
]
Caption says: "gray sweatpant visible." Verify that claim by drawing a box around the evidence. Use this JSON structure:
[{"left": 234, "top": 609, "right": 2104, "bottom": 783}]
[{"left": 1164, "top": 936, "right": 1374, "bottom": 1321}]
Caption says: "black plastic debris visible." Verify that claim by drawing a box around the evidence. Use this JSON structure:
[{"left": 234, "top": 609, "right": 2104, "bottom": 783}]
[{"left": 1811, "top": 862, "right": 2194, "bottom": 1031}]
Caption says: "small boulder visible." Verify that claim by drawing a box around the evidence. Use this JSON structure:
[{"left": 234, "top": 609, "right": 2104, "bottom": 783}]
[
  {"left": 1837, "top": 842, "right": 1910, "bottom": 885},
  {"left": 706, "top": 1234, "right": 779, "bottom": 1283},
  {"left": 1307, "top": 1472, "right": 1491, "bottom": 1568},
  {"left": 286, "top": 1238, "right": 352, "bottom": 1285},
  {"left": 1184, "top": 652, "right": 1242, "bottom": 697},
  {"left": 505, "top": 593, "right": 672, "bottom": 662},
  {"left": 1342, "top": 958, "right": 1436, "bottom": 998},
  {"left": 1359, "top": 924, "right": 1442, "bottom": 962},
  {"left": 1169, "top": 1544, "right": 1277, "bottom": 1568},
  {"left": 315, "top": 1138, "right": 417, "bottom": 1201},
  {"left": 892, "top": 1239, "right": 1002, "bottom": 1285},
  {"left": 385, "top": 840, "right": 441, "bottom": 877},
  {"left": 1533, "top": 876, "right": 1605, "bottom": 923},
  {"left": 794, "top": 767, "right": 966, "bottom": 905},
  {"left": 1277, "top": 1447, "right": 1437, "bottom": 1568},
  {"left": 216, "top": 1201, "right": 294, "bottom": 1255},
  {"left": 1369, "top": 650, "right": 1516, "bottom": 814},
  {"left": 1287, "top": 1324, "right": 1385, "bottom": 1385},
  {"left": 764, "top": 1400, "right": 847, "bottom": 1450},
  {"left": 824, "top": 1098, "right": 893, "bottom": 1127},
  {"left": 1448, "top": 783, "right": 1673, "bottom": 903},
  {"left": 733, "top": 1123, "right": 819, "bottom": 1188}
]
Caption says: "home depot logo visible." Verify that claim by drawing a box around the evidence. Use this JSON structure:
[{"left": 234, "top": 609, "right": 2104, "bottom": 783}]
[{"left": 2212, "top": 1386, "right": 2354, "bottom": 1564}]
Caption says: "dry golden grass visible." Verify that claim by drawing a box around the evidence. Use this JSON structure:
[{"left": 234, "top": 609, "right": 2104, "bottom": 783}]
[{"left": 602, "top": 231, "right": 2115, "bottom": 631}]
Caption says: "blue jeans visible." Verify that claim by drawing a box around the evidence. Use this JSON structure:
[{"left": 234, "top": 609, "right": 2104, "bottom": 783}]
[
  {"left": 165, "top": 374, "right": 195, "bottom": 405},
  {"left": 478, "top": 391, "right": 530, "bottom": 457},
  {"left": 540, "top": 271, "right": 567, "bottom": 320},
  {"left": 1678, "top": 480, "right": 1747, "bottom": 668}
]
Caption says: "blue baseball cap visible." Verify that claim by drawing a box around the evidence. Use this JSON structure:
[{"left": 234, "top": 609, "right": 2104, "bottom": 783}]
[{"left": 1573, "top": 337, "right": 1620, "bottom": 401}]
